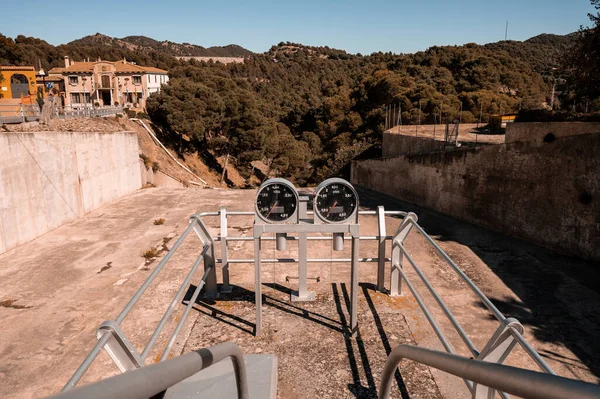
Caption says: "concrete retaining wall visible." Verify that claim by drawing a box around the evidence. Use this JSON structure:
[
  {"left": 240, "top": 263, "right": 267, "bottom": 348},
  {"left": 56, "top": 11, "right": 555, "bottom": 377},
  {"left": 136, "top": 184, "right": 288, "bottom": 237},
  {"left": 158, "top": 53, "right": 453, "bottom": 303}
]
[
  {"left": 139, "top": 160, "right": 184, "bottom": 188},
  {"left": 0, "top": 131, "right": 141, "bottom": 254},
  {"left": 383, "top": 132, "right": 446, "bottom": 157},
  {"left": 506, "top": 121, "right": 600, "bottom": 144},
  {"left": 351, "top": 129, "right": 600, "bottom": 262}
]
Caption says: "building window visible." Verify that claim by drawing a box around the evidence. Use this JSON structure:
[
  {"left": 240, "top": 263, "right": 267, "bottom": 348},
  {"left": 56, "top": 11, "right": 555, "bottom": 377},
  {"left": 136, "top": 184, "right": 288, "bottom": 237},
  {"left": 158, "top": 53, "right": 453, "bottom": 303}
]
[
  {"left": 154, "top": 75, "right": 157, "bottom": 83},
  {"left": 133, "top": 76, "right": 142, "bottom": 85},
  {"left": 71, "top": 92, "right": 90, "bottom": 104},
  {"left": 69, "top": 76, "right": 78, "bottom": 85}
]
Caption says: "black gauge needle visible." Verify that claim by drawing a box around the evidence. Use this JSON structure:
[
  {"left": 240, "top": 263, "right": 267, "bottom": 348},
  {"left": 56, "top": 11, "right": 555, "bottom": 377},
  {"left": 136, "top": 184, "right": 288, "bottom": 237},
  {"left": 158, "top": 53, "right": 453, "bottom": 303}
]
[
  {"left": 326, "top": 201, "right": 337, "bottom": 217},
  {"left": 267, "top": 201, "right": 278, "bottom": 218}
]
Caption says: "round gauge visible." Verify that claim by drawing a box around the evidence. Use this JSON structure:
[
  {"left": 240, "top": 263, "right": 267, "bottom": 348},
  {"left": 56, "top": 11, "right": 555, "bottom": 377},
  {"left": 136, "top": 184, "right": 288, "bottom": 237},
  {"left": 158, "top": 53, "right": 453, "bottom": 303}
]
[
  {"left": 255, "top": 179, "right": 298, "bottom": 223},
  {"left": 314, "top": 178, "right": 359, "bottom": 223}
]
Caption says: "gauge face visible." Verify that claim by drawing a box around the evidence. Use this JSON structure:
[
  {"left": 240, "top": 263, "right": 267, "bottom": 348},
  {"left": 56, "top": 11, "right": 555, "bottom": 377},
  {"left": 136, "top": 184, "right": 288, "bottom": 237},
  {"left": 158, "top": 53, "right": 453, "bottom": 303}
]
[
  {"left": 256, "top": 181, "right": 298, "bottom": 222},
  {"left": 315, "top": 180, "right": 358, "bottom": 223}
]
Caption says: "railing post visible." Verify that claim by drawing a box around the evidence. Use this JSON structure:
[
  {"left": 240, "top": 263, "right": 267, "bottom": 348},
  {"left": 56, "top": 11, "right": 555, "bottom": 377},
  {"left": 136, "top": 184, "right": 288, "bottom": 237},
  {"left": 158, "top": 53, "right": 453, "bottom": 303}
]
[
  {"left": 390, "top": 212, "right": 418, "bottom": 296},
  {"left": 96, "top": 320, "right": 142, "bottom": 372},
  {"left": 473, "top": 318, "right": 524, "bottom": 399},
  {"left": 190, "top": 216, "right": 219, "bottom": 298},
  {"left": 376, "top": 206, "right": 387, "bottom": 292},
  {"left": 220, "top": 207, "right": 232, "bottom": 293}
]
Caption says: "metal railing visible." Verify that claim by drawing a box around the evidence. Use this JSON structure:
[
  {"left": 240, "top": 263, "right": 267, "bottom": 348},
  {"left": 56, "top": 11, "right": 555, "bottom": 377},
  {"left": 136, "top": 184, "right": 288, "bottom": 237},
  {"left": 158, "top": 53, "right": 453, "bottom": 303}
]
[
  {"left": 49, "top": 104, "right": 123, "bottom": 119},
  {"left": 378, "top": 345, "right": 600, "bottom": 399},
  {"left": 61, "top": 207, "right": 577, "bottom": 398},
  {"left": 0, "top": 103, "right": 40, "bottom": 124},
  {"left": 62, "top": 217, "right": 215, "bottom": 391},
  {"left": 387, "top": 215, "right": 557, "bottom": 398},
  {"left": 52, "top": 342, "right": 248, "bottom": 399}
]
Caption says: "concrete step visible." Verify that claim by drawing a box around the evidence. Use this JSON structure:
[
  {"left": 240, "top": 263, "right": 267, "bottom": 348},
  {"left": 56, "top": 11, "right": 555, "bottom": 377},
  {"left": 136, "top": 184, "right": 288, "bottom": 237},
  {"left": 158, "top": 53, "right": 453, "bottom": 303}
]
[{"left": 164, "top": 354, "right": 277, "bottom": 399}]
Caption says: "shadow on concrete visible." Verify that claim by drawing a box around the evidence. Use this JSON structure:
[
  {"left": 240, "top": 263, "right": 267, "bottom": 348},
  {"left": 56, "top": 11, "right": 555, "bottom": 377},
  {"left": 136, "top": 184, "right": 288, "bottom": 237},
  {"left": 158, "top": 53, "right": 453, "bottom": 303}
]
[
  {"left": 357, "top": 185, "right": 600, "bottom": 381},
  {"left": 361, "top": 282, "right": 410, "bottom": 398},
  {"left": 186, "top": 282, "right": 410, "bottom": 398}
]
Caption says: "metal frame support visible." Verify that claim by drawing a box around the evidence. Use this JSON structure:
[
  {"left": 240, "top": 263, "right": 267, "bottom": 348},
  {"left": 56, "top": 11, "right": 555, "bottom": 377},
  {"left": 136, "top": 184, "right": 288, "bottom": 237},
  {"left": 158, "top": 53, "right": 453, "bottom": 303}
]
[
  {"left": 219, "top": 207, "right": 232, "bottom": 293},
  {"left": 190, "top": 216, "right": 219, "bottom": 298},
  {"left": 254, "top": 223, "right": 360, "bottom": 337},
  {"left": 291, "top": 231, "right": 316, "bottom": 302},
  {"left": 390, "top": 212, "right": 418, "bottom": 296},
  {"left": 376, "top": 206, "right": 387, "bottom": 292},
  {"left": 473, "top": 318, "right": 524, "bottom": 399},
  {"left": 96, "top": 320, "right": 142, "bottom": 373}
]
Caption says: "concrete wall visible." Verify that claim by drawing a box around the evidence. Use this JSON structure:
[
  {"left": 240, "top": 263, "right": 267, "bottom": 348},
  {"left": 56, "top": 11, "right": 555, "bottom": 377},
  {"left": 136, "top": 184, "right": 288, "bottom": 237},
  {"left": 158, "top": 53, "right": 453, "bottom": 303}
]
[
  {"left": 506, "top": 121, "right": 600, "bottom": 144},
  {"left": 139, "top": 160, "right": 184, "bottom": 188},
  {"left": 352, "top": 128, "right": 600, "bottom": 262},
  {"left": 0, "top": 131, "right": 141, "bottom": 254},
  {"left": 383, "top": 132, "right": 446, "bottom": 157}
]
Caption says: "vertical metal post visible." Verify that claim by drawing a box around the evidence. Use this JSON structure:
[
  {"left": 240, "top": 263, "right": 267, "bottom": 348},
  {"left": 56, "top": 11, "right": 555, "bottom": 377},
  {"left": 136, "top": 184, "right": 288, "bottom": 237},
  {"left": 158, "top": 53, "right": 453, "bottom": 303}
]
[
  {"left": 350, "top": 232, "right": 359, "bottom": 336},
  {"left": 390, "top": 213, "right": 418, "bottom": 296},
  {"left": 292, "top": 232, "right": 315, "bottom": 301},
  {"left": 192, "top": 219, "right": 218, "bottom": 298},
  {"left": 254, "top": 236, "right": 262, "bottom": 336},
  {"left": 398, "top": 101, "right": 402, "bottom": 126},
  {"left": 220, "top": 207, "right": 232, "bottom": 293},
  {"left": 376, "top": 206, "right": 387, "bottom": 292},
  {"left": 473, "top": 318, "right": 524, "bottom": 398}
]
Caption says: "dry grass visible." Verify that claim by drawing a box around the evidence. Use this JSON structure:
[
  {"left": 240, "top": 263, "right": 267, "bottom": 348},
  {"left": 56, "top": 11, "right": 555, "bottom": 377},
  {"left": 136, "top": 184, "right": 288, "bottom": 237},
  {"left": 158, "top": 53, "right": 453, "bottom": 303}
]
[
  {"left": 142, "top": 248, "right": 159, "bottom": 259},
  {"left": 153, "top": 218, "right": 165, "bottom": 225}
]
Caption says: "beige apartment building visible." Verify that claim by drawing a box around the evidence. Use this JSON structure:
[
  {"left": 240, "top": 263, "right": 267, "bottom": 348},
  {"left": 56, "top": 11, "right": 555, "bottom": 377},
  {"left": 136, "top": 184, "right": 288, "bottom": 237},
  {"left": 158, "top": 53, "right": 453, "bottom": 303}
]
[{"left": 49, "top": 56, "right": 168, "bottom": 109}]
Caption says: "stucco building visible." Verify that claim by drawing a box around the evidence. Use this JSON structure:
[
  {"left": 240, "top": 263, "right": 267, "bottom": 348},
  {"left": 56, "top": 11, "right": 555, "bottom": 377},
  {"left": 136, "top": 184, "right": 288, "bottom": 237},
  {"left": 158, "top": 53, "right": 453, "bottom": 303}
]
[{"left": 49, "top": 56, "right": 168, "bottom": 109}]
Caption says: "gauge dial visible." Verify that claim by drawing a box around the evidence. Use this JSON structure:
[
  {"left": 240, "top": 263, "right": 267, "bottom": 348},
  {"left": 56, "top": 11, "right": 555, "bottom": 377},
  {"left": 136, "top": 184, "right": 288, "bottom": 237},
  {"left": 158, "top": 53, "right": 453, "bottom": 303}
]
[
  {"left": 314, "top": 179, "right": 358, "bottom": 223},
  {"left": 256, "top": 179, "right": 298, "bottom": 223}
]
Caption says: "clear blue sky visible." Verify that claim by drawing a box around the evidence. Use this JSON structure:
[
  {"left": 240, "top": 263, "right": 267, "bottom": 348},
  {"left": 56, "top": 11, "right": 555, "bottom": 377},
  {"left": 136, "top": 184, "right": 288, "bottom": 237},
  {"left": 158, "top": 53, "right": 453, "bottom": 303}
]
[{"left": 1, "top": 0, "right": 596, "bottom": 54}]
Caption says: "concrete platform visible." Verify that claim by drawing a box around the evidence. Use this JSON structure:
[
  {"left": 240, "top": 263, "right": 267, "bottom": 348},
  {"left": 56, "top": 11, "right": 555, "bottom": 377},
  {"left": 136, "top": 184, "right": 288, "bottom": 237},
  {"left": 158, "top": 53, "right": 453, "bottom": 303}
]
[{"left": 0, "top": 187, "right": 599, "bottom": 398}]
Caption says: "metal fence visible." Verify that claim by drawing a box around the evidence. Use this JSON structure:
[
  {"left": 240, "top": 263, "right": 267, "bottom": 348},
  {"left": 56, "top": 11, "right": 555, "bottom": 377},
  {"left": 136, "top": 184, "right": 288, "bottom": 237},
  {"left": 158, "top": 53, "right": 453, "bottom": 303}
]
[
  {"left": 49, "top": 104, "right": 123, "bottom": 119},
  {"left": 61, "top": 207, "right": 577, "bottom": 398},
  {"left": 0, "top": 103, "right": 40, "bottom": 124}
]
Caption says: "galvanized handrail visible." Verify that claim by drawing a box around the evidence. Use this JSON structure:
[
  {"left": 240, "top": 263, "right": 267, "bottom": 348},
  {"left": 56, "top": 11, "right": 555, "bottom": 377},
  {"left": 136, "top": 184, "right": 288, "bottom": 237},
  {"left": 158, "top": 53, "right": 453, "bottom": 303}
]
[
  {"left": 400, "top": 218, "right": 556, "bottom": 376},
  {"left": 63, "top": 218, "right": 211, "bottom": 391},
  {"left": 378, "top": 345, "right": 600, "bottom": 399},
  {"left": 51, "top": 342, "right": 249, "bottom": 399}
]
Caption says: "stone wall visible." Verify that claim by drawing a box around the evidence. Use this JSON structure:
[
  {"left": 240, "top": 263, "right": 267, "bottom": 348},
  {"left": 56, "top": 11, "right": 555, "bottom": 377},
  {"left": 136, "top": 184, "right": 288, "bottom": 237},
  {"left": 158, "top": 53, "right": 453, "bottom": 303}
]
[
  {"left": 0, "top": 131, "right": 141, "bottom": 254},
  {"left": 351, "top": 125, "right": 600, "bottom": 262}
]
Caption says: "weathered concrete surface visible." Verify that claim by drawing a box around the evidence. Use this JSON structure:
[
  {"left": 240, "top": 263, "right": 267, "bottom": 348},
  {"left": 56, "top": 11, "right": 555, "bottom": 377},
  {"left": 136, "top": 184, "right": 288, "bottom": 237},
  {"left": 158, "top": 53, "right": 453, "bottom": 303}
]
[
  {"left": 1, "top": 187, "right": 599, "bottom": 399},
  {"left": 139, "top": 159, "right": 184, "bottom": 188},
  {"left": 383, "top": 133, "right": 447, "bottom": 157},
  {"left": 0, "top": 131, "right": 141, "bottom": 254},
  {"left": 352, "top": 131, "right": 600, "bottom": 262},
  {"left": 506, "top": 121, "right": 600, "bottom": 144}
]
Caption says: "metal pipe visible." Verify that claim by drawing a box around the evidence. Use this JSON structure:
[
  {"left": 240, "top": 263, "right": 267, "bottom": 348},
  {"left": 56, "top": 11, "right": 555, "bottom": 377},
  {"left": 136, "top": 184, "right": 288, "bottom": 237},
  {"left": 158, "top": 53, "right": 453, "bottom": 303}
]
[
  {"left": 216, "top": 235, "right": 389, "bottom": 242},
  {"left": 160, "top": 265, "right": 213, "bottom": 361},
  {"left": 62, "top": 333, "right": 112, "bottom": 391},
  {"left": 52, "top": 343, "right": 249, "bottom": 399},
  {"left": 140, "top": 245, "right": 209, "bottom": 361},
  {"left": 379, "top": 345, "right": 600, "bottom": 399},
  {"left": 115, "top": 221, "right": 197, "bottom": 324},
  {"left": 215, "top": 257, "right": 391, "bottom": 263},
  {"left": 408, "top": 220, "right": 505, "bottom": 321},
  {"left": 511, "top": 329, "right": 556, "bottom": 375},
  {"left": 399, "top": 245, "right": 480, "bottom": 357}
]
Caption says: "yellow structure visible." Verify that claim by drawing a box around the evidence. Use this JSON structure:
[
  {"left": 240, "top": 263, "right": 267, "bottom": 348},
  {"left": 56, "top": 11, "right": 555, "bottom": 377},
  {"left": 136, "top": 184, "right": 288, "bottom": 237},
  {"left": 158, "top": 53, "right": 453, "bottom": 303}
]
[
  {"left": 489, "top": 114, "right": 517, "bottom": 129},
  {"left": 0, "top": 66, "right": 37, "bottom": 99}
]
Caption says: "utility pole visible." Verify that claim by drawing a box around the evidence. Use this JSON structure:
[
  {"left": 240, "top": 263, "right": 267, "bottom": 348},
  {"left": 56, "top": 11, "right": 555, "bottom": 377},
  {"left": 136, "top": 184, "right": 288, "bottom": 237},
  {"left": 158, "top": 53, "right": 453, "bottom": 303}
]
[
  {"left": 478, "top": 102, "right": 483, "bottom": 127},
  {"left": 550, "top": 82, "right": 556, "bottom": 110},
  {"left": 505, "top": 20, "right": 509, "bottom": 40},
  {"left": 385, "top": 104, "right": 388, "bottom": 130}
]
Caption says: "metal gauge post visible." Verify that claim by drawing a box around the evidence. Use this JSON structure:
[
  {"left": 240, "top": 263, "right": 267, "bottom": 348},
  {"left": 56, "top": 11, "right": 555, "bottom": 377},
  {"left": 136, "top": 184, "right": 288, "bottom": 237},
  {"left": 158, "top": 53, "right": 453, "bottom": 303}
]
[
  {"left": 255, "top": 178, "right": 299, "bottom": 224},
  {"left": 313, "top": 178, "right": 359, "bottom": 224}
]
